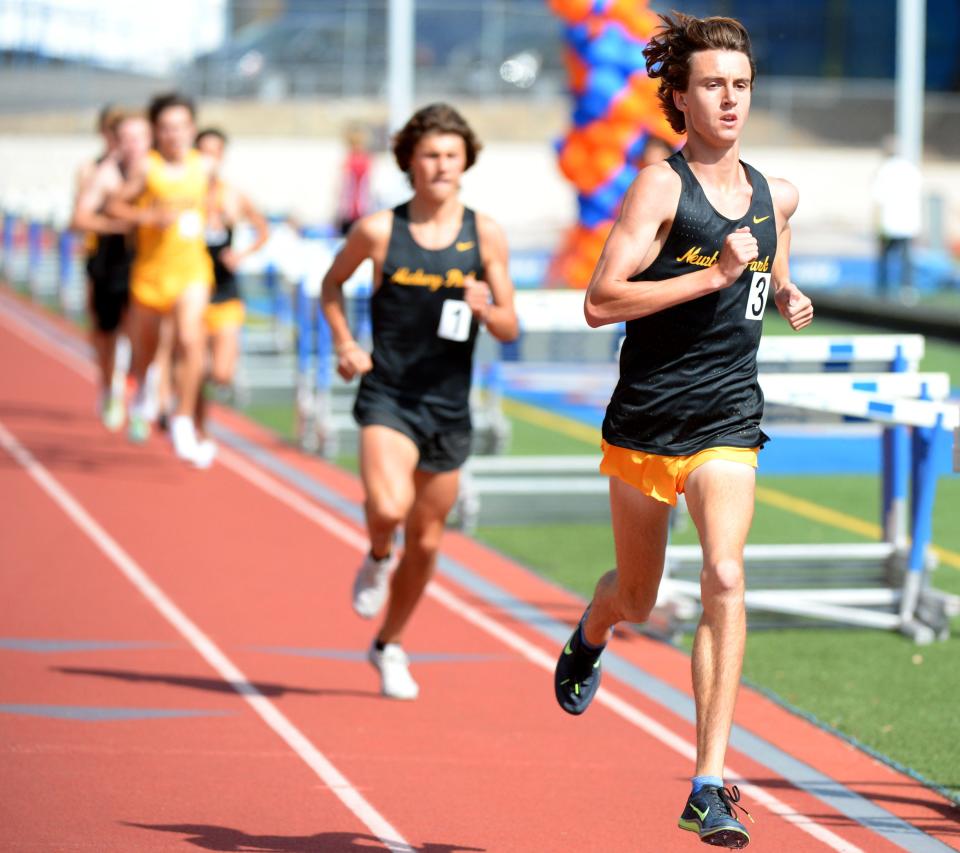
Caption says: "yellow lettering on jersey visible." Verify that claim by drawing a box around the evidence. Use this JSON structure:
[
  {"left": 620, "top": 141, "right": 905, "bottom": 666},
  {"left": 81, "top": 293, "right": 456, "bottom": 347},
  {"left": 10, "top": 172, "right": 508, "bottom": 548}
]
[
  {"left": 676, "top": 246, "right": 719, "bottom": 268},
  {"left": 748, "top": 255, "right": 770, "bottom": 273},
  {"left": 391, "top": 267, "right": 443, "bottom": 290},
  {"left": 392, "top": 266, "right": 467, "bottom": 291}
]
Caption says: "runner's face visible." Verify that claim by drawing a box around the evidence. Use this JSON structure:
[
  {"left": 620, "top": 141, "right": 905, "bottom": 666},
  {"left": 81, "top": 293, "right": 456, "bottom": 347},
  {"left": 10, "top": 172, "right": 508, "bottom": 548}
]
[
  {"left": 154, "top": 105, "right": 195, "bottom": 160},
  {"left": 196, "top": 135, "right": 225, "bottom": 172},
  {"left": 116, "top": 118, "right": 151, "bottom": 167},
  {"left": 675, "top": 50, "right": 752, "bottom": 144},
  {"left": 409, "top": 132, "right": 467, "bottom": 201}
]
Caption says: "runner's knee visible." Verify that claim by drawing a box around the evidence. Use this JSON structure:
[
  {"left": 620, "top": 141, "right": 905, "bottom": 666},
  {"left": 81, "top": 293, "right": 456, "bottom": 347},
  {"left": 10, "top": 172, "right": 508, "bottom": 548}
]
[
  {"left": 700, "top": 557, "right": 745, "bottom": 603},
  {"left": 209, "top": 366, "right": 233, "bottom": 387},
  {"left": 403, "top": 523, "right": 444, "bottom": 562},
  {"left": 366, "top": 492, "right": 410, "bottom": 531}
]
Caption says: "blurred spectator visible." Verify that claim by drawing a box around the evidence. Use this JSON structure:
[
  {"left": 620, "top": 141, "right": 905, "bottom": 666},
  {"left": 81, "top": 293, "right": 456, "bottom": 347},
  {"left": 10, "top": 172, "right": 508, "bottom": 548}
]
[
  {"left": 336, "top": 124, "right": 373, "bottom": 236},
  {"left": 872, "top": 137, "right": 922, "bottom": 302},
  {"left": 636, "top": 135, "right": 674, "bottom": 170}
]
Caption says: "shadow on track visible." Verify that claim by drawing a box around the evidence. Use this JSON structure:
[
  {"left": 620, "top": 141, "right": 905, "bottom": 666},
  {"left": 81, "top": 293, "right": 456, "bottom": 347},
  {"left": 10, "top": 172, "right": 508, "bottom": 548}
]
[
  {"left": 123, "top": 823, "right": 486, "bottom": 852},
  {"left": 54, "top": 666, "right": 381, "bottom": 700}
]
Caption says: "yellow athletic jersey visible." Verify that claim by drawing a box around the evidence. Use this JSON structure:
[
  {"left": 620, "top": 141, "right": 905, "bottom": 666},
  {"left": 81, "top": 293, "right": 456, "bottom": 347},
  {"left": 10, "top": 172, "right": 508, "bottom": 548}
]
[{"left": 131, "top": 149, "right": 213, "bottom": 294}]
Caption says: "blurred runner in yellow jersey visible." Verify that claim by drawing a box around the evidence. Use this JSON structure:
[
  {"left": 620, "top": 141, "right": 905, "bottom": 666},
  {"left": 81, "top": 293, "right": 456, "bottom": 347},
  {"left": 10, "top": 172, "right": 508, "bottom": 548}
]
[{"left": 107, "top": 92, "right": 216, "bottom": 467}]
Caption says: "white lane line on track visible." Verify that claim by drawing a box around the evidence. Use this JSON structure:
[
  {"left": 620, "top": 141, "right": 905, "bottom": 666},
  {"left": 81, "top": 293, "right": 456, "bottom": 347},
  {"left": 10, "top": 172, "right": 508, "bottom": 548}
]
[
  {"left": 0, "top": 317, "right": 413, "bottom": 852},
  {"left": 0, "top": 420, "right": 414, "bottom": 853},
  {"left": 0, "top": 297, "right": 862, "bottom": 853}
]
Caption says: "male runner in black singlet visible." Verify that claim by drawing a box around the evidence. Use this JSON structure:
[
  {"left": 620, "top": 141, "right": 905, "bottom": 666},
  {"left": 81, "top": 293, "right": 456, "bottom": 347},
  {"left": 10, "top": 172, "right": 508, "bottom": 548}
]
[
  {"left": 552, "top": 14, "right": 813, "bottom": 849},
  {"left": 322, "top": 104, "right": 518, "bottom": 700},
  {"left": 70, "top": 110, "right": 151, "bottom": 430}
]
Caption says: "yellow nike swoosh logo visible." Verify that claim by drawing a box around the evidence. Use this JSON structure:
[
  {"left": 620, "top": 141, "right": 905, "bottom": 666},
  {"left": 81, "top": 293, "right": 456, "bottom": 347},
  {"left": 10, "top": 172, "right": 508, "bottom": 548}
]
[
  {"left": 752, "top": 215, "right": 770, "bottom": 224},
  {"left": 455, "top": 241, "right": 475, "bottom": 252}
]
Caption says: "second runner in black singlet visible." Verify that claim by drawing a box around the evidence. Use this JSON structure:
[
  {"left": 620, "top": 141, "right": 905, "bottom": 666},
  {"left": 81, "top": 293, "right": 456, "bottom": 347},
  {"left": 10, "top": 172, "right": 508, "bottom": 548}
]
[
  {"left": 603, "top": 151, "right": 778, "bottom": 456},
  {"left": 86, "top": 230, "right": 132, "bottom": 333},
  {"left": 354, "top": 202, "right": 484, "bottom": 471},
  {"left": 205, "top": 222, "right": 240, "bottom": 305}
]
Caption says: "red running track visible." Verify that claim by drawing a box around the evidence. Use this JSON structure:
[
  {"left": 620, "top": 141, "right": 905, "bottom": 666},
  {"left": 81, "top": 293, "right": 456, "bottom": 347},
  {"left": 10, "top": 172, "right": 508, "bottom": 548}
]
[{"left": 1, "top": 287, "right": 958, "bottom": 852}]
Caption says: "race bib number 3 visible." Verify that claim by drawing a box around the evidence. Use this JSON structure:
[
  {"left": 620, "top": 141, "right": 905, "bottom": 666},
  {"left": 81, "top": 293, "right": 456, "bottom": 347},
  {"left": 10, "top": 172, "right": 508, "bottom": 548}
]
[
  {"left": 437, "top": 298, "right": 472, "bottom": 342},
  {"left": 745, "top": 271, "right": 770, "bottom": 321}
]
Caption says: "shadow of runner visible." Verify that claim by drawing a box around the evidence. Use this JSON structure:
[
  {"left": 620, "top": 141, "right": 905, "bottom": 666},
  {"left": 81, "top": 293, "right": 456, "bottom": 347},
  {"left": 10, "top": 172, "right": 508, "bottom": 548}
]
[
  {"left": 54, "top": 666, "right": 381, "bottom": 700},
  {"left": 122, "top": 823, "right": 486, "bottom": 852}
]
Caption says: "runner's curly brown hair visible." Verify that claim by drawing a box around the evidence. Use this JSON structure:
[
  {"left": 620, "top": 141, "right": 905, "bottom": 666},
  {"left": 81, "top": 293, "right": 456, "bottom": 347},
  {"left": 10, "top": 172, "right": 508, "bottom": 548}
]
[
  {"left": 642, "top": 12, "right": 756, "bottom": 134},
  {"left": 392, "top": 103, "right": 482, "bottom": 174}
]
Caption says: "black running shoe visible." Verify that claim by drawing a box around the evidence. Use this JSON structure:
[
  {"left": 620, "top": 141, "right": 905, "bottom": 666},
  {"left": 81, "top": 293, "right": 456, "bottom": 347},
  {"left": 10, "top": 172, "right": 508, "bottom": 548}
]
[
  {"left": 678, "top": 784, "right": 753, "bottom": 848},
  {"left": 554, "top": 614, "right": 604, "bottom": 715}
]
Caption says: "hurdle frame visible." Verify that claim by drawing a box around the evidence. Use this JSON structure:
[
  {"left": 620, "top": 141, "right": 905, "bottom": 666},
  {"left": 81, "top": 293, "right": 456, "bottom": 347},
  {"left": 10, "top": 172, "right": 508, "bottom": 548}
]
[{"left": 655, "top": 336, "right": 959, "bottom": 644}]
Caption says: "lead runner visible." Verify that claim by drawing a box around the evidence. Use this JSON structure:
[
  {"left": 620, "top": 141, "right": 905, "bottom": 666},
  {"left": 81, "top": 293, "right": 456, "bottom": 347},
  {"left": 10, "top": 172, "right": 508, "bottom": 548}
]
[
  {"left": 322, "top": 103, "right": 518, "bottom": 700},
  {"left": 553, "top": 13, "right": 813, "bottom": 849}
]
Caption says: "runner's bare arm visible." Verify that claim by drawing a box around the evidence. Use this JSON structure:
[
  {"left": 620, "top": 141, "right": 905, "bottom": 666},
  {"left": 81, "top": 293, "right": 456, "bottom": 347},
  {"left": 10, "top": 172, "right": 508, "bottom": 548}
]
[
  {"left": 103, "top": 163, "right": 162, "bottom": 227},
  {"left": 769, "top": 177, "right": 813, "bottom": 331},
  {"left": 468, "top": 215, "right": 518, "bottom": 342},
  {"left": 238, "top": 191, "right": 270, "bottom": 256},
  {"left": 70, "top": 166, "right": 129, "bottom": 235},
  {"left": 320, "top": 210, "right": 390, "bottom": 380},
  {"left": 218, "top": 188, "right": 270, "bottom": 271},
  {"left": 584, "top": 163, "right": 757, "bottom": 326}
]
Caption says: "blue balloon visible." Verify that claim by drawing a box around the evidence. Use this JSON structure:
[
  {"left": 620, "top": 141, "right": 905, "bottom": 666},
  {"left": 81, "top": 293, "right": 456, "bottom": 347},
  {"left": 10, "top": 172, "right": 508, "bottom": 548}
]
[
  {"left": 565, "top": 23, "right": 591, "bottom": 55},
  {"left": 594, "top": 184, "right": 623, "bottom": 216},
  {"left": 626, "top": 131, "right": 649, "bottom": 163},
  {"left": 577, "top": 66, "right": 627, "bottom": 121},
  {"left": 613, "top": 164, "right": 639, "bottom": 193},
  {"left": 622, "top": 41, "right": 647, "bottom": 71}
]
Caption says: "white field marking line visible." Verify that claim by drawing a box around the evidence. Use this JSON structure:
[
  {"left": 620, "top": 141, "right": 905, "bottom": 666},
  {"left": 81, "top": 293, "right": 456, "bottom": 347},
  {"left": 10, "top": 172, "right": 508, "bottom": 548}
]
[
  {"left": 0, "top": 420, "right": 413, "bottom": 853},
  {"left": 1, "top": 299, "right": 863, "bottom": 853},
  {"left": 216, "top": 449, "right": 863, "bottom": 853}
]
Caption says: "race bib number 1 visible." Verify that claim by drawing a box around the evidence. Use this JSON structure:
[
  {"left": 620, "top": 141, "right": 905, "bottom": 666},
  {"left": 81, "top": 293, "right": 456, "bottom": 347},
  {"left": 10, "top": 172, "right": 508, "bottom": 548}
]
[
  {"left": 745, "top": 271, "right": 770, "bottom": 321},
  {"left": 437, "top": 299, "right": 472, "bottom": 342}
]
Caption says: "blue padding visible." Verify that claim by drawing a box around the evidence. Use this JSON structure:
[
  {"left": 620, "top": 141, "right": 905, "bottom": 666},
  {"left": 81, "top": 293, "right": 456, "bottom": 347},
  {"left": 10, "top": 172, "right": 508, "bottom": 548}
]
[
  {"left": 852, "top": 381, "right": 878, "bottom": 392},
  {"left": 829, "top": 343, "right": 855, "bottom": 357}
]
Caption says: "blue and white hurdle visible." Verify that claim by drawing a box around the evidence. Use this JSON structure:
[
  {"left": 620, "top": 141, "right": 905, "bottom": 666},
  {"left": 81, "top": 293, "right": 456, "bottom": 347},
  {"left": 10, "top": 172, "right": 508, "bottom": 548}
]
[{"left": 658, "top": 335, "right": 959, "bottom": 644}]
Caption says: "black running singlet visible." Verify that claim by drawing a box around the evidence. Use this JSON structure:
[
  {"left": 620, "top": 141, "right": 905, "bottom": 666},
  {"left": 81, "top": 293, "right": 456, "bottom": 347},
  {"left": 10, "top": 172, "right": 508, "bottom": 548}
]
[
  {"left": 85, "top": 232, "right": 131, "bottom": 287},
  {"left": 360, "top": 202, "right": 484, "bottom": 424},
  {"left": 602, "top": 151, "right": 778, "bottom": 455},
  {"left": 85, "top": 156, "right": 132, "bottom": 288},
  {"left": 206, "top": 223, "right": 239, "bottom": 303}
]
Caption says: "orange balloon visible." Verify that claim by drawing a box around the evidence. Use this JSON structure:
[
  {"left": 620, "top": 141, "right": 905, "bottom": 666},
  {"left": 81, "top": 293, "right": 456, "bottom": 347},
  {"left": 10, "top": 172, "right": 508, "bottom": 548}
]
[
  {"left": 548, "top": 0, "right": 593, "bottom": 24},
  {"left": 564, "top": 47, "right": 589, "bottom": 95}
]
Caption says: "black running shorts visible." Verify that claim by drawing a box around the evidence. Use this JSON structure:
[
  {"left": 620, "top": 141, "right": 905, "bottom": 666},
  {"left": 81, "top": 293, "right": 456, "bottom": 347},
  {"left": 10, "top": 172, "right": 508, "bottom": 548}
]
[
  {"left": 87, "top": 266, "right": 130, "bottom": 333},
  {"left": 353, "top": 383, "right": 472, "bottom": 473}
]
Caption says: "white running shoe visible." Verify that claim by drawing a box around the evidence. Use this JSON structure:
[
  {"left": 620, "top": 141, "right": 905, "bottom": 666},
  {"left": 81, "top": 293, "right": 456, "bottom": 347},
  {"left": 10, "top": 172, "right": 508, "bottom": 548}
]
[
  {"left": 101, "top": 395, "right": 125, "bottom": 432},
  {"left": 369, "top": 642, "right": 419, "bottom": 701},
  {"left": 170, "top": 415, "right": 201, "bottom": 463},
  {"left": 192, "top": 438, "right": 218, "bottom": 470},
  {"left": 352, "top": 551, "right": 396, "bottom": 618}
]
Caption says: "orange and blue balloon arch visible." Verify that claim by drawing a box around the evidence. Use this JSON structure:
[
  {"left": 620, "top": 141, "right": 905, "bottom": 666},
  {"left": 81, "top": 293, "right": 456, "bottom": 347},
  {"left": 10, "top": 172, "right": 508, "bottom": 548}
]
[{"left": 547, "top": 0, "right": 679, "bottom": 288}]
